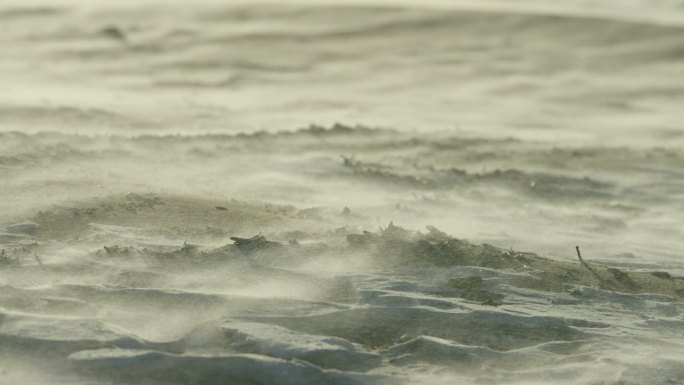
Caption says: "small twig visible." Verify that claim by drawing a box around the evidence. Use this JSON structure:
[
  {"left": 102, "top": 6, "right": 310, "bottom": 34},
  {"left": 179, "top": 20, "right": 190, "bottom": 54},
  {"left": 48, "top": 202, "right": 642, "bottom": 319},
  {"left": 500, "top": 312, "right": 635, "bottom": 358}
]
[
  {"left": 575, "top": 246, "right": 588, "bottom": 266},
  {"left": 576, "top": 246, "right": 606, "bottom": 285}
]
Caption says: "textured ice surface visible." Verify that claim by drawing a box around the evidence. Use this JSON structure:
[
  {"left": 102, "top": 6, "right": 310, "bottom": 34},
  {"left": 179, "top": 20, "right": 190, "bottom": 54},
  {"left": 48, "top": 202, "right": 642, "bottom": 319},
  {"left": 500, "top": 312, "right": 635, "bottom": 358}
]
[
  {"left": 69, "top": 349, "right": 383, "bottom": 385},
  {"left": 221, "top": 321, "right": 382, "bottom": 371},
  {"left": 1, "top": 1, "right": 684, "bottom": 384}
]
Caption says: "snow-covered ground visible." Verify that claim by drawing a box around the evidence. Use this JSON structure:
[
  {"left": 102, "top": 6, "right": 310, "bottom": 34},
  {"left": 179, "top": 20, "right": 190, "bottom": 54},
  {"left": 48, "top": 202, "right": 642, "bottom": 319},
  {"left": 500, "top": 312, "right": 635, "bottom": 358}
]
[{"left": 1, "top": 1, "right": 683, "bottom": 384}]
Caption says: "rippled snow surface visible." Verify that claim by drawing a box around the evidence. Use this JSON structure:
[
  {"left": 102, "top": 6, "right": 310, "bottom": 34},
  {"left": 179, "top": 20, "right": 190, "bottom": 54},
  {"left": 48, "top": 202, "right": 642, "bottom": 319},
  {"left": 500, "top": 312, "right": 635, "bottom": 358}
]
[{"left": 1, "top": 1, "right": 683, "bottom": 384}]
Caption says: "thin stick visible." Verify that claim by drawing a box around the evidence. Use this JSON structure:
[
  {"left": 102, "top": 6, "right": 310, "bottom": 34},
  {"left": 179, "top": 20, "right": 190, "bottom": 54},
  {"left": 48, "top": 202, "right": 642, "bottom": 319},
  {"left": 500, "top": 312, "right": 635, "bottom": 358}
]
[
  {"left": 33, "top": 253, "right": 43, "bottom": 266},
  {"left": 576, "top": 246, "right": 605, "bottom": 284},
  {"left": 575, "top": 246, "right": 588, "bottom": 266}
]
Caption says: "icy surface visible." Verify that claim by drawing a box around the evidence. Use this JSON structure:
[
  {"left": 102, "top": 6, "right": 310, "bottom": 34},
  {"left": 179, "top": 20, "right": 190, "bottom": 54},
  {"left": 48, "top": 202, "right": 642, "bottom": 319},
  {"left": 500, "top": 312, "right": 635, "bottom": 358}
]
[{"left": 1, "top": 1, "right": 684, "bottom": 385}]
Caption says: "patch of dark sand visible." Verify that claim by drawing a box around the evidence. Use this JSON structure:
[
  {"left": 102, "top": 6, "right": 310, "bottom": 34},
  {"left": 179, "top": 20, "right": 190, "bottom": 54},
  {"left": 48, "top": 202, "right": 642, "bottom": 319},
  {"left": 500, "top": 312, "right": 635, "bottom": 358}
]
[
  {"left": 23, "top": 193, "right": 338, "bottom": 243},
  {"left": 165, "top": 222, "right": 684, "bottom": 301},
  {"left": 344, "top": 223, "right": 684, "bottom": 300},
  {"left": 90, "top": 222, "right": 684, "bottom": 302},
  {"left": 0, "top": 243, "right": 40, "bottom": 267},
  {"left": 9, "top": 191, "right": 681, "bottom": 302},
  {"left": 445, "top": 276, "right": 505, "bottom": 306},
  {"left": 341, "top": 157, "right": 612, "bottom": 200}
]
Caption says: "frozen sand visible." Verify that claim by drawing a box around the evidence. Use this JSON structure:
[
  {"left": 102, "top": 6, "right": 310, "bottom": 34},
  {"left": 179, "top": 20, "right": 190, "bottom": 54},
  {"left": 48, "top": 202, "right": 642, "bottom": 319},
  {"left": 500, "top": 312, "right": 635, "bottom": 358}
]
[{"left": 1, "top": 1, "right": 684, "bottom": 385}]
